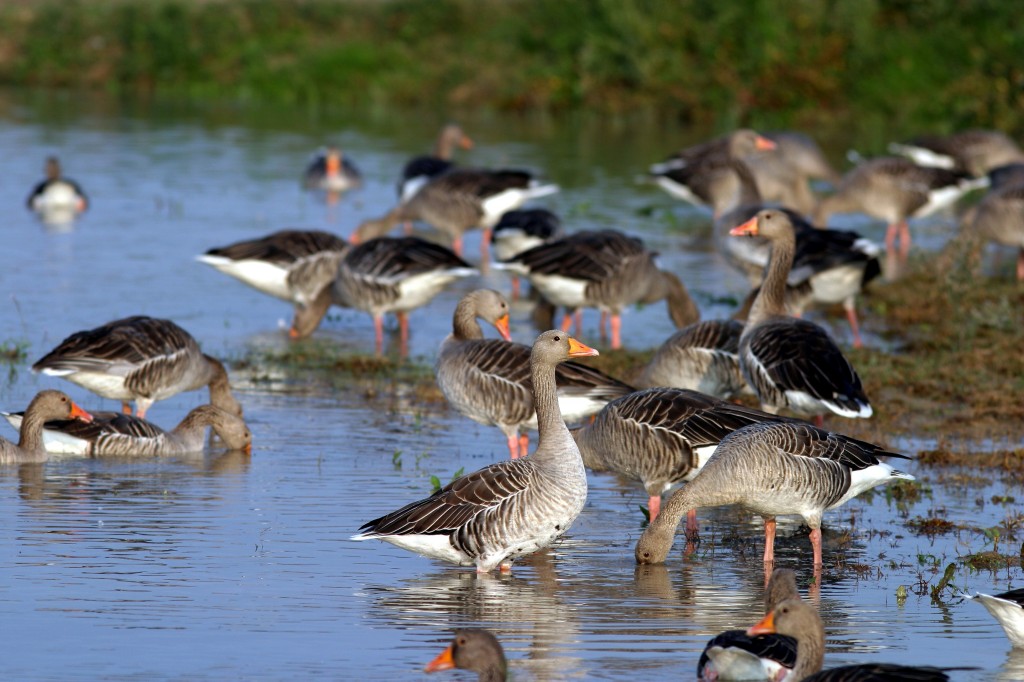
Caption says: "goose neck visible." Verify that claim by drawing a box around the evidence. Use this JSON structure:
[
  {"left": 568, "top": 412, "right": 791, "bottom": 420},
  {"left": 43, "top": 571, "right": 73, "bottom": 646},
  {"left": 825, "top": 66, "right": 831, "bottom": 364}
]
[
  {"left": 748, "top": 232, "right": 795, "bottom": 326},
  {"left": 530, "top": 355, "right": 568, "bottom": 458},
  {"left": 789, "top": 619, "right": 826, "bottom": 680},
  {"left": 17, "top": 409, "right": 48, "bottom": 459},
  {"left": 452, "top": 299, "right": 485, "bottom": 340}
]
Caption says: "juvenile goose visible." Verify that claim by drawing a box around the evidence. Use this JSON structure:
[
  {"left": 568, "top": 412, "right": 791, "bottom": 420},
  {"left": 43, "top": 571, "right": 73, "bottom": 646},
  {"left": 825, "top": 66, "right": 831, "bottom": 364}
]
[
  {"left": 503, "top": 229, "right": 699, "bottom": 349},
  {"left": 27, "top": 156, "right": 88, "bottom": 221},
  {"left": 888, "top": 129, "right": 1024, "bottom": 177},
  {"left": 33, "top": 316, "right": 242, "bottom": 419},
  {"left": 966, "top": 587, "right": 1024, "bottom": 648},
  {"left": 732, "top": 210, "right": 872, "bottom": 424},
  {"left": 437, "top": 290, "right": 632, "bottom": 459},
  {"left": 3, "top": 404, "right": 251, "bottom": 457},
  {"left": 697, "top": 568, "right": 800, "bottom": 682},
  {"left": 197, "top": 229, "right": 351, "bottom": 338},
  {"left": 424, "top": 629, "right": 508, "bottom": 681},
  {"left": 354, "top": 330, "right": 598, "bottom": 572},
  {"left": 302, "top": 146, "right": 362, "bottom": 193},
  {"left": 399, "top": 123, "right": 474, "bottom": 202},
  {"left": 634, "top": 420, "right": 913, "bottom": 569},
  {"left": 958, "top": 183, "right": 1024, "bottom": 280},
  {"left": 635, "top": 319, "right": 748, "bottom": 399},
  {"left": 0, "top": 391, "right": 93, "bottom": 464},
  {"left": 748, "top": 598, "right": 957, "bottom": 681},
  {"left": 571, "top": 387, "right": 782, "bottom": 522}
]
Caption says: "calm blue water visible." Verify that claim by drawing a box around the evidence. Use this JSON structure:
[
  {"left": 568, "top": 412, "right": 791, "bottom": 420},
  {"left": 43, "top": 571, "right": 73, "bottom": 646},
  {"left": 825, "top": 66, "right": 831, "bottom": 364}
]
[{"left": 0, "top": 89, "right": 1018, "bottom": 680}]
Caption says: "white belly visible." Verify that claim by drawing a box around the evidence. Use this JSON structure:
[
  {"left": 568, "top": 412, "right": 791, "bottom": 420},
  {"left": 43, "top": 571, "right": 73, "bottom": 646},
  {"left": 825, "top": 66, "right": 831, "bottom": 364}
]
[{"left": 197, "top": 255, "right": 293, "bottom": 301}]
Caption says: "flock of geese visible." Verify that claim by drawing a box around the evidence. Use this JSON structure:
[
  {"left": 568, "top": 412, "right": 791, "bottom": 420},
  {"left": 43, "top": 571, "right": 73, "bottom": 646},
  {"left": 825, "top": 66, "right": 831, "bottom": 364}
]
[{"left": 12, "top": 123, "right": 1024, "bottom": 680}]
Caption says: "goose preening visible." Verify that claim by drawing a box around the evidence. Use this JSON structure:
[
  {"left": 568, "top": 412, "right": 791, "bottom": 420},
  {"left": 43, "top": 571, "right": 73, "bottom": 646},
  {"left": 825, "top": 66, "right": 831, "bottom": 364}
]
[
  {"left": 958, "top": 183, "right": 1024, "bottom": 280},
  {"left": 2, "top": 404, "right": 251, "bottom": 457},
  {"left": 0, "top": 391, "right": 93, "bottom": 465},
  {"left": 399, "top": 123, "right": 474, "bottom": 202},
  {"left": 748, "top": 598, "right": 958, "bottom": 681},
  {"left": 697, "top": 568, "right": 800, "bottom": 682},
  {"left": 812, "top": 156, "right": 988, "bottom": 258},
  {"left": 966, "top": 588, "right": 1024, "bottom": 648},
  {"left": 634, "top": 420, "right": 913, "bottom": 571},
  {"left": 27, "top": 156, "right": 88, "bottom": 222},
  {"left": 354, "top": 330, "right": 597, "bottom": 572},
  {"left": 197, "top": 229, "right": 351, "bottom": 339},
  {"left": 501, "top": 229, "right": 699, "bottom": 349},
  {"left": 302, "top": 146, "right": 362, "bottom": 193},
  {"left": 32, "top": 316, "right": 242, "bottom": 419},
  {"left": 436, "top": 290, "right": 632, "bottom": 459},
  {"left": 731, "top": 210, "right": 872, "bottom": 424},
  {"left": 635, "top": 319, "right": 748, "bottom": 399},
  {"left": 424, "top": 629, "right": 508, "bottom": 681},
  {"left": 888, "top": 129, "right": 1024, "bottom": 177},
  {"left": 491, "top": 208, "right": 562, "bottom": 299},
  {"left": 571, "top": 387, "right": 784, "bottom": 522}
]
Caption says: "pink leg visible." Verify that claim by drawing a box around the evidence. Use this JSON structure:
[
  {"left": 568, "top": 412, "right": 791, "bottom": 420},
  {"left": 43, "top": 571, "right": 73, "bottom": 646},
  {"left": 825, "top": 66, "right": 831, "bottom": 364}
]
[
  {"left": 763, "top": 517, "right": 777, "bottom": 565},
  {"left": 122, "top": 402, "right": 133, "bottom": 415},
  {"left": 518, "top": 434, "right": 530, "bottom": 459},
  {"left": 499, "top": 562, "right": 512, "bottom": 574},
  {"left": 480, "top": 228, "right": 492, "bottom": 260},
  {"left": 846, "top": 305, "right": 863, "bottom": 349},
  {"left": 685, "top": 508, "right": 698, "bottom": 541},
  {"left": 398, "top": 312, "right": 409, "bottom": 357},
  {"left": 611, "top": 314, "right": 622, "bottom": 350},
  {"left": 885, "top": 223, "right": 898, "bottom": 253},
  {"left": 559, "top": 313, "right": 573, "bottom": 333},
  {"left": 373, "top": 315, "right": 384, "bottom": 356},
  {"left": 1017, "top": 247, "right": 1024, "bottom": 281},
  {"left": 574, "top": 310, "right": 583, "bottom": 336},
  {"left": 810, "top": 526, "right": 823, "bottom": 567},
  {"left": 452, "top": 236, "right": 463, "bottom": 258},
  {"left": 647, "top": 495, "right": 661, "bottom": 522},
  {"left": 511, "top": 277, "right": 521, "bottom": 301},
  {"left": 899, "top": 221, "right": 911, "bottom": 258},
  {"left": 814, "top": 414, "right": 824, "bottom": 428},
  {"left": 506, "top": 434, "right": 519, "bottom": 460}
]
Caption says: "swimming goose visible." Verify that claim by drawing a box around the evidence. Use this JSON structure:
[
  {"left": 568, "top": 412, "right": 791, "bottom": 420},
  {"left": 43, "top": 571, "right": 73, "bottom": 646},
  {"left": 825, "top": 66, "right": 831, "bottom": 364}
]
[
  {"left": 3, "top": 404, "right": 250, "bottom": 457},
  {"left": 27, "top": 156, "right": 88, "bottom": 218},
  {"left": 198, "top": 229, "right": 351, "bottom": 339},
  {"left": 399, "top": 123, "right": 474, "bottom": 202},
  {"left": 502, "top": 229, "right": 699, "bottom": 349},
  {"left": 748, "top": 598, "right": 956, "bottom": 681},
  {"left": 636, "top": 319, "right": 748, "bottom": 399},
  {"left": 634, "top": 420, "right": 912, "bottom": 569},
  {"left": 571, "top": 387, "right": 783, "bottom": 522},
  {"left": 302, "top": 146, "right": 362, "bottom": 193},
  {"left": 436, "top": 290, "right": 632, "bottom": 459},
  {"left": 732, "top": 210, "right": 872, "bottom": 423},
  {"left": 697, "top": 568, "right": 800, "bottom": 682},
  {"left": 888, "top": 129, "right": 1024, "bottom": 177},
  {"left": 425, "top": 629, "right": 508, "bottom": 681},
  {"left": 355, "top": 330, "right": 597, "bottom": 572},
  {"left": 966, "top": 588, "right": 1024, "bottom": 648},
  {"left": 813, "top": 156, "right": 987, "bottom": 257},
  {"left": 959, "top": 183, "right": 1024, "bottom": 280},
  {"left": 0, "top": 391, "right": 93, "bottom": 464},
  {"left": 33, "top": 316, "right": 242, "bottom": 419}
]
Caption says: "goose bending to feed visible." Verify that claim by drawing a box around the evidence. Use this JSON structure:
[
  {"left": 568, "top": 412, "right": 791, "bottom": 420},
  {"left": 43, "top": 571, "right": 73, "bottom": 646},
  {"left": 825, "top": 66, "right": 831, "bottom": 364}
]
[
  {"left": 424, "top": 629, "right": 507, "bottom": 681},
  {"left": 3, "top": 404, "right": 250, "bottom": 457},
  {"left": 198, "top": 229, "right": 351, "bottom": 339},
  {"left": 634, "top": 420, "right": 913, "bottom": 572},
  {"left": 302, "top": 146, "right": 362, "bottom": 193},
  {"left": 813, "top": 156, "right": 987, "bottom": 258},
  {"left": 959, "top": 183, "right": 1024, "bottom": 280},
  {"left": 966, "top": 588, "right": 1024, "bottom": 648},
  {"left": 33, "top": 316, "right": 242, "bottom": 419},
  {"left": 0, "top": 391, "right": 93, "bottom": 464},
  {"left": 636, "top": 319, "right": 748, "bottom": 399},
  {"left": 502, "top": 229, "right": 699, "bottom": 349},
  {"left": 748, "top": 598, "right": 958, "bottom": 681},
  {"left": 399, "top": 123, "right": 474, "bottom": 202},
  {"left": 354, "top": 330, "right": 598, "bottom": 572},
  {"left": 888, "top": 129, "right": 1024, "bottom": 177},
  {"left": 697, "top": 568, "right": 800, "bottom": 682},
  {"left": 27, "top": 156, "right": 88, "bottom": 222},
  {"left": 572, "top": 387, "right": 782, "bottom": 522},
  {"left": 437, "top": 290, "right": 632, "bottom": 459},
  {"left": 732, "top": 210, "right": 872, "bottom": 424},
  {"left": 491, "top": 208, "right": 562, "bottom": 299}
]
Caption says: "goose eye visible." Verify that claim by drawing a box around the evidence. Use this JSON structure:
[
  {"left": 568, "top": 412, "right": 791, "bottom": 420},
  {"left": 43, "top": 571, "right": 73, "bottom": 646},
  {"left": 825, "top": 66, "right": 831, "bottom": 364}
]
[
  {"left": 553, "top": 335, "right": 560, "bottom": 342},
  {"left": 457, "top": 637, "right": 467, "bottom": 646}
]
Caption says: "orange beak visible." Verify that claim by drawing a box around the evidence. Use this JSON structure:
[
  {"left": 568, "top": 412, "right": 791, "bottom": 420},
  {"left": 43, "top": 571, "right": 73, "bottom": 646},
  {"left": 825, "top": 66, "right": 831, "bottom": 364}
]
[
  {"left": 424, "top": 644, "right": 456, "bottom": 673},
  {"left": 567, "top": 337, "right": 599, "bottom": 358},
  {"left": 70, "top": 403, "right": 93, "bottom": 423},
  {"left": 493, "top": 314, "right": 512, "bottom": 341},
  {"left": 729, "top": 215, "right": 759, "bottom": 237},
  {"left": 459, "top": 135, "right": 474, "bottom": 150},
  {"left": 243, "top": 443, "right": 252, "bottom": 456},
  {"left": 747, "top": 610, "right": 776, "bottom": 636},
  {"left": 755, "top": 136, "right": 777, "bottom": 151},
  {"left": 326, "top": 154, "right": 341, "bottom": 176}
]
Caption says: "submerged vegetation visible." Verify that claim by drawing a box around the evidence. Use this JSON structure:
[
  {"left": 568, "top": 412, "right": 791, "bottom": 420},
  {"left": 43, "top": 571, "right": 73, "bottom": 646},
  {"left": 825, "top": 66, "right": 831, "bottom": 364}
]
[{"left": 2, "top": 0, "right": 1023, "bottom": 131}]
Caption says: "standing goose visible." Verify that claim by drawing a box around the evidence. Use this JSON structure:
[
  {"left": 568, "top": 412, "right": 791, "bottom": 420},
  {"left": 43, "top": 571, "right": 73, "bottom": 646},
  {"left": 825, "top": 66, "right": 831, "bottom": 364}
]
[
  {"left": 399, "top": 123, "right": 474, "bottom": 202},
  {"left": 571, "top": 387, "right": 782, "bottom": 522},
  {"left": 424, "top": 629, "right": 508, "bottom": 681},
  {"left": 197, "top": 229, "right": 351, "bottom": 339},
  {"left": 3, "top": 405, "right": 251, "bottom": 457},
  {"left": 634, "top": 420, "right": 913, "bottom": 571},
  {"left": 33, "top": 316, "right": 242, "bottom": 419},
  {"left": 636, "top": 319, "right": 748, "bottom": 399},
  {"left": 959, "top": 183, "right": 1024, "bottom": 280},
  {"left": 731, "top": 210, "right": 872, "bottom": 424},
  {"left": 353, "top": 330, "right": 598, "bottom": 572},
  {"left": 0, "top": 391, "right": 93, "bottom": 464},
  {"left": 302, "top": 146, "right": 362, "bottom": 193},
  {"left": 491, "top": 208, "right": 562, "bottom": 299},
  {"left": 748, "top": 599, "right": 957, "bottom": 681},
  {"left": 740, "top": 131, "right": 839, "bottom": 215},
  {"left": 888, "top": 129, "right": 1024, "bottom": 177},
  {"left": 966, "top": 588, "right": 1024, "bottom": 648},
  {"left": 437, "top": 290, "right": 632, "bottom": 459},
  {"left": 697, "top": 568, "right": 800, "bottom": 682}
]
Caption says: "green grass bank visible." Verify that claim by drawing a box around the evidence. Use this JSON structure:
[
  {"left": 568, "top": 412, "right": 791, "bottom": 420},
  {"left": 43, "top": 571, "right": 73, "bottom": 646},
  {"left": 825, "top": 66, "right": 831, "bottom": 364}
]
[{"left": 2, "top": 0, "right": 1022, "bottom": 131}]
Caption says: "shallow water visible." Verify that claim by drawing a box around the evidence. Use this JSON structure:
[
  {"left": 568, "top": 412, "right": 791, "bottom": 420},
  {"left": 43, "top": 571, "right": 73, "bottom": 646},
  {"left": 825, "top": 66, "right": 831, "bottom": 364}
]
[{"left": 0, "top": 89, "right": 1019, "bottom": 680}]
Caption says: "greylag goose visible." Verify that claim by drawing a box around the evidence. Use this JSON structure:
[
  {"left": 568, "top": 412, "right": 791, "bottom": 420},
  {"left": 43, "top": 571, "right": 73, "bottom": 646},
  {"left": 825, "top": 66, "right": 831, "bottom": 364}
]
[
  {"left": 501, "top": 229, "right": 699, "bottom": 349},
  {"left": 634, "top": 420, "right": 912, "bottom": 570},
  {"left": 571, "top": 387, "right": 782, "bottom": 521},
  {"left": 959, "top": 183, "right": 1024, "bottom": 280},
  {"left": 33, "top": 316, "right": 242, "bottom": 419},
  {"left": 1, "top": 391, "right": 93, "bottom": 464},
  {"left": 697, "top": 568, "right": 800, "bottom": 682},
  {"left": 302, "top": 146, "right": 362, "bottom": 193},
  {"left": 966, "top": 588, "right": 1024, "bottom": 648},
  {"left": 353, "top": 330, "right": 597, "bottom": 572},
  {"left": 424, "top": 629, "right": 507, "bottom": 681},
  {"left": 491, "top": 208, "right": 561, "bottom": 299},
  {"left": 636, "top": 319, "right": 748, "bottom": 399},
  {"left": 27, "top": 156, "right": 88, "bottom": 219},
  {"left": 988, "top": 162, "right": 1024, "bottom": 191},
  {"left": 741, "top": 131, "right": 839, "bottom": 215},
  {"left": 398, "top": 123, "right": 474, "bottom": 202},
  {"left": 436, "top": 290, "right": 632, "bottom": 459},
  {"left": 813, "top": 156, "right": 987, "bottom": 257},
  {"left": 732, "top": 210, "right": 873, "bottom": 423},
  {"left": 748, "top": 598, "right": 957, "bottom": 681},
  {"left": 197, "top": 229, "right": 351, "bottom": 339},
  {"left": 888, "top": 129, "right": 1024, "bottom": 177},
  {"left": 767, "top": 132, "right": 842, "bottom": 186},
  {"left": 3, "top": 404, "right": 250, "bottom": 456}
]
